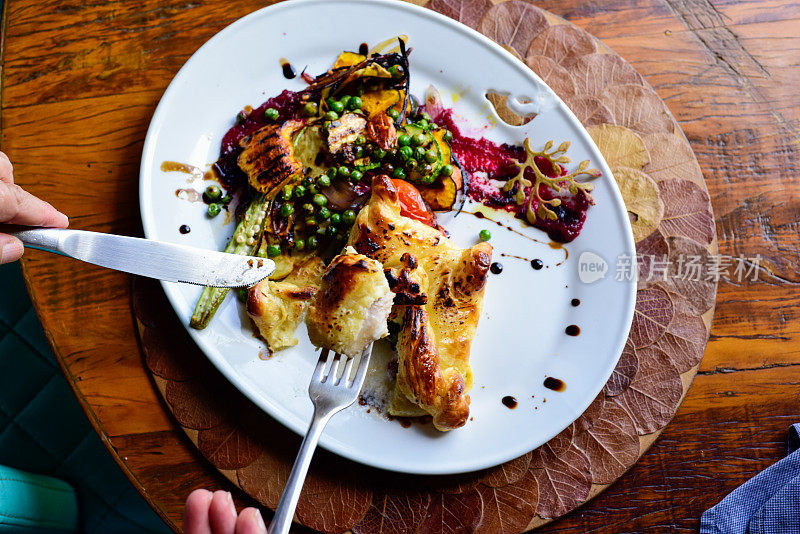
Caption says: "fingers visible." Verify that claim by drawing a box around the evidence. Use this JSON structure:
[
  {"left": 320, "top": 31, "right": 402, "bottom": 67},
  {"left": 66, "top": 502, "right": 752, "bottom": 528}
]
[
  {"left": 0, "top": 182, "right": 68, "bottom": 228},
  {"left": 184, "top": 489, "right": 214, "bottom": 534},
  {"left": 208, "top": 491, "right": 237, "bottom": 534},
  {"left": 234, "top": 508, "right": 267, "bottom": 534},
  {"left": 0, "top": 234, "right": 23, "bottom": 265},
  {"left": 0, "top": 152, "right": 13, "bottom": 184}
]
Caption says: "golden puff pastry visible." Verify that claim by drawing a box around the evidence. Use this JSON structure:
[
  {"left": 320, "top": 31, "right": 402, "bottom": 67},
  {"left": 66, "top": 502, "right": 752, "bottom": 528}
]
[
  {"left": 246, "top": 256, "right": 325, "bottom": 352},
  {"left": 305, "top": 247, "right": 394, "bottom": 357},
  {"left": 348, "top": 175, "right": 492, "bottom": 431}
]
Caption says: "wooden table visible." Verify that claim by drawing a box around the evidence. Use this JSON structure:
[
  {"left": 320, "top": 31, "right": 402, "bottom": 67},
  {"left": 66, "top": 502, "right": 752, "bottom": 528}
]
[{"left": 3, "top": 0, "right": 798, "bottom": 531}]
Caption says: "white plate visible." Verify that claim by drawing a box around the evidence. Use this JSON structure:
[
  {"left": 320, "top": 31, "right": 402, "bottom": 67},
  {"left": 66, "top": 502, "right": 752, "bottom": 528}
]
[{"left": 139, "top": 0, "right": 636, "bottom": 475}]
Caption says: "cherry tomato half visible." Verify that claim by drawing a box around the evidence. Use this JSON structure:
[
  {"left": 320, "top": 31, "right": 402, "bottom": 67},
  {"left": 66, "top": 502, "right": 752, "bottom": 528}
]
[{"left": 391, "top": 178, "right": 435, "bottom": 226}]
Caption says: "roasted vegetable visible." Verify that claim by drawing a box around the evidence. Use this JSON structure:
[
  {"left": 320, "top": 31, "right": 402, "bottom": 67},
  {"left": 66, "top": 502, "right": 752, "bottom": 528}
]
[
  {"left": 361, "top": 89, "right": 404, "bottom": 118},
  {"left": 190, "top": 194, "right": 269, "bottom": 329},
  {"left": 418, "top": 129, "right": 460, "bottom": 211},
  {"left": 238, "top": 119, "right": 305, "bottom": 193},
  {"left": 326, "top": 113, "right": 367, "bottom": 154}
]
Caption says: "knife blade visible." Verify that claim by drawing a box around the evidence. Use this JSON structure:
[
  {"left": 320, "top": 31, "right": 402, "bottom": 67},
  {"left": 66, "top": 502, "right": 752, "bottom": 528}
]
[{"left": 3, "top": 226, "right": 274, "bottom": 288}]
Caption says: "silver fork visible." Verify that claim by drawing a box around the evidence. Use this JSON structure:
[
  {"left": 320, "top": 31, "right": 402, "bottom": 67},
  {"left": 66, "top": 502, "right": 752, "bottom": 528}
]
[{"left": 267, "top": 344, "right": 374, "bottom": 534}]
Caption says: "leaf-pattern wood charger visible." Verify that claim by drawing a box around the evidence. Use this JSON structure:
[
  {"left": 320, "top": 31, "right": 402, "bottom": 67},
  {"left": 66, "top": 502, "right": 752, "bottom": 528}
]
[{"left": 134, "top": 1, "right": 716, "bottom": 532}]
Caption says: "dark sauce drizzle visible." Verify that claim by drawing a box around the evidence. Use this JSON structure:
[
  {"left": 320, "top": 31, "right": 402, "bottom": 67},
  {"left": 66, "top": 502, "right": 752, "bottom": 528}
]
[
  {"left": 544, "top": 377, "right": 566, "bottom": 392},
  {"left": 359, "top": 42, "right": 369, "bottom": 55},
  {"left": 279, "top": 58, "right": 296, "bottom": 79},
  {"left": 571, "top": 298, "right": 581, "bottom": 307},
  {"left": 565, "top": 324, "right": 581, "bottom": 336},
  {"left": 531, "top": 259, "right": 544, "bottom": 270},
  {"left": 502, "top": 396, "right": 518, "bottom": 409},
  {"left": 490, "top": 262, "right": 503, "bottom": 274},
  {"left": 179, "top": 224, "right": 191, "bottom": 234}
]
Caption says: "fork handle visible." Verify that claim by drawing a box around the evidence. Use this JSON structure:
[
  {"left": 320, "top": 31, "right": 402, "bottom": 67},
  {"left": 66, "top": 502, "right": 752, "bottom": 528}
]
[{"left": 267, "top": 408, "right": 334, "bottom": 534}]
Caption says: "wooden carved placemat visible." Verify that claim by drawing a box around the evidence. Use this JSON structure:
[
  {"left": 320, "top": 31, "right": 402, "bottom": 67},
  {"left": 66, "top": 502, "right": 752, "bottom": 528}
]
[{"left": 133, "top": 1, "right": 717, "bottom": 532}]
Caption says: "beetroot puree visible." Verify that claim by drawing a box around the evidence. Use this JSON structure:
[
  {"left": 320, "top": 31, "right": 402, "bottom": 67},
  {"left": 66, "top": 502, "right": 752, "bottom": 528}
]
[{"left": 432, "top": 108, "right": 592, "bottom": 243}]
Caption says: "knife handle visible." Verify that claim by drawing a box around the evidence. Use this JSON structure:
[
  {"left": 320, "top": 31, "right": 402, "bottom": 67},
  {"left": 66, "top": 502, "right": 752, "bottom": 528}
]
[{"left": 0, "top": 225, "right": 67, "bottom": 255}]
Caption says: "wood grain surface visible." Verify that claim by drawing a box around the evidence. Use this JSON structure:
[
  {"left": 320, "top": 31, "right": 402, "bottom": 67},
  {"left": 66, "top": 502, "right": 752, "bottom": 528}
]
[{"left": 2, "top": 0, "right": 798, "bottom": 532}]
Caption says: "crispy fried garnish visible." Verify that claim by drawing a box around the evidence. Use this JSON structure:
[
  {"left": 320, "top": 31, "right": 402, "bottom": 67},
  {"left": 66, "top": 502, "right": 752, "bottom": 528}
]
[{"left": 366, "top": 112, "right": 398, "bottom": 150}]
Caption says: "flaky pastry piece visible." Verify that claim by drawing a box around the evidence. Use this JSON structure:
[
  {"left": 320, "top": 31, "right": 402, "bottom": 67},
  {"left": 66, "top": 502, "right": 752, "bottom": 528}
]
[
  {"left": 305, "top": 247, "right": 394, "bottom": 358},
  {"left": 348, "top": 175, "right": 492, "bottom": 431},
  {"left": 246, "top": 256, "right": 325, "bottom": 352}
]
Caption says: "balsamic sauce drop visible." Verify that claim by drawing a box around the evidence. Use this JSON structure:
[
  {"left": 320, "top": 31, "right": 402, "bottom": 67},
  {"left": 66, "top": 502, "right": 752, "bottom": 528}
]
[
  {"left": 179, "top": 224, "right": 191, "bottom": 234},
  {"left": 501, "top": 396, "right": 518, "bottom": 409},
  {"left": 473, "top": 211, "right": 485, "bottom": 219},
  {"left": 530, "top": 259, "right": 544, "bottom": 270},
  {"left": 565, "top": 325, "right": 581, "bottom": 336},
  {"left": 279, "top": 58, "right": 296, "bottom": 79},
  {"left": 490, "top": 262, "right": 503, "bottom": 274},
  {"left": 359, "top": 42, "right": 369, "bottom": 55},
  {"left": 544, "top": 377, "right": 566, "bottom": 392},
  {"left": 571, "top": 298, "right": 581, "bottom": 307}
]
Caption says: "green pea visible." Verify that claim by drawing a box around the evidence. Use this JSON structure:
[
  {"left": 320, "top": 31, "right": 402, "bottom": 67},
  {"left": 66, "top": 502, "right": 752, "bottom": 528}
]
[
  {"left": 339, "top": 95, "right": 352, "bottom": 107},
  {"left": 325, "top": 167, "right": 337, "bottom": 179},
  {"left": 325, "top": 110, "right": 339, "bottom": 121},
  {"left": 204, "top": 185, "right": 222, "bottom": 201},
  {"left": 305, "top": 217, "right": 317, "bottom": 227},
  {"left": 392, "top": 167, "right": 406, "bottom": 179},
  {"left": 337, "top": 166, "right": 350, "bottom": 178},
  {"left": 329, "top": 213, "right": 340, "bottom": 225},
  {"left": 399, "top": 145, "right": 413, "bottom": 159},
  {"left": 349, "top": 170, "right": 363, "bottom": 182},
  {"left": 330, "top": 100, "right": 344, "bottom": 114},
  {"left": 313, "top": 194, "right": 327, "bottom": 207},
  {"left": 373, "top": 148, "right": 387, "bottom": 160},
  {"left": 479, "top": 229, "right": 491, "bottom": 242},
  {"left": 325, "top": 97, "right": 338, "bottom": 109},
  {"left": 398, "top": 134, "right": 411, "bottom": 146},
  {"left": 354, "top": 146, "right": 365, "bottom": 158},
  {"left": 387, "top": 109, "right": 399, "bottom": 120},
  {"left": 303, "top": 203, "right": 315, "bottom": 213},
  {"left": 425, "top": 150, "right": 438, "bottom": 163},
  {"left": 236, "top": 110, "right": 248, "bottom": 124},
  {"left": 267, "top": 244, "right": 281, "bottom": 257},
  {"left": 406, "top": 159, "right": 418, "bottom": 170},
  {"left": 355, "top": 134, "right": 366, "bottom": 145},
  {"left": 343, "top": 210, "right": 356, "bottom": 224},
  {"left": 414, "top": 146, "right": 427, "bottom": 159},
  {"left": 348, "top": 96, "right": 362, "bottom": 110},
  {"left": 323, "top": 121, "right": 332, "bottom": 130},
  {"left": 326, "top": 224, "right": 338, "bottom": 237},
  {"left": 294, "top": 238, "right": 306, "bottom": 251},
  {"left": 417, "top": 119, "right": 429, "bottom": 130},
  {"left": 206, "top": 203, "right": 221, "bottom": 217},
  {"left": 307, "top": 236, "right": 319, "bottom": 249},
  {"left": 236, "top": 288, "right": 247, "bottom": 302},
  {"left": 264, "top": 107, "right": 279, "bottom": 121},
  {"left": 388, "top": 65, "right": 402, "bottom": 78},
  {"left": 317, "top": 175, "right": 331, "bottom": 188},
  {"left": 308, "top": 184, "right": 319, "bottom": 195},
  {"left": 282, "top": 186, "right": 293, "bottom": 200},
  {"left": 293, "top": 185, "right": 306, "bottom": 198},
  {"left": 280, "top": 203, "right": 294, "bottom": 217},
  {"left": 420, "top": 111, "right": 432, "bottom": 122},
  {"left": 440, "top": 164, "right": 454, "bottom": 177},
  {"left": 411, "top": 133, "right": 427, "bottom": 147},
  {"left": 303, "top": 102, "right": 318, "bottom": 116},
  {"left": 318, "top": 207, "right": 331, "bottom": 220},
  {"left": 443, "top": 130, "right": 453, "bottom": 142}
]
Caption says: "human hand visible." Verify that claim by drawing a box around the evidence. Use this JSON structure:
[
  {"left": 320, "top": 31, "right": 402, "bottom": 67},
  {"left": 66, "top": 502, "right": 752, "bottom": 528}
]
[
  {"left": 184, "top": 489, "right": 267, "bottom": 534},
  {"left": 0, "top": 151, "right": 69, "bottom": 264}
]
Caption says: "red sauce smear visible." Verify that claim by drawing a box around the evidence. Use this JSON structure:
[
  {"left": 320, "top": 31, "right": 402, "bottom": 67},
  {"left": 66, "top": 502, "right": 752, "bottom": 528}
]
[{"left": 429, "top": 108, "right": 592, "bottom": 243}]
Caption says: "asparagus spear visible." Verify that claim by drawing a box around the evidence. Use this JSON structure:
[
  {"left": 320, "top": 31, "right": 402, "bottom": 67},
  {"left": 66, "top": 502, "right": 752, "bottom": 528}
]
[{"left": 190, "top": 194, "right": 269, "bottom": 329}]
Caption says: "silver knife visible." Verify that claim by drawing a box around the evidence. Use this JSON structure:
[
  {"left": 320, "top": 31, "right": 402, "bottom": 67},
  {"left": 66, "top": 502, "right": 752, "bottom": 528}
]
[{"left": 3, "top": 226, "right": 274, "bottom": 288}]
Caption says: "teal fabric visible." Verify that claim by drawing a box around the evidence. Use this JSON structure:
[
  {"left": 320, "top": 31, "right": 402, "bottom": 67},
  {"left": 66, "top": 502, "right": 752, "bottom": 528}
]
[
  {"left": 0, "top": 262, "right": 170, "bottom": 534},
  {"left": 0, "top": 464, "right": 78, "bottom": 533}
]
